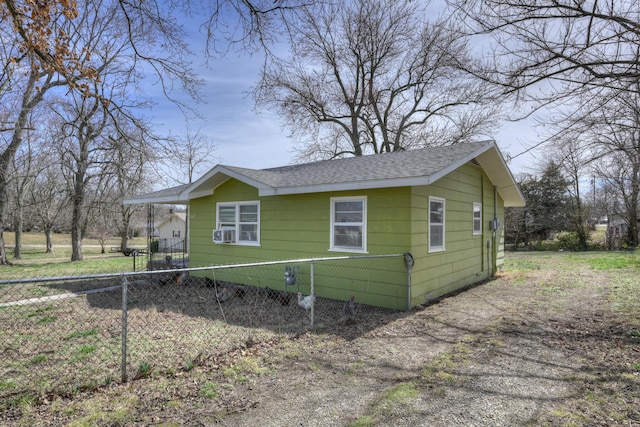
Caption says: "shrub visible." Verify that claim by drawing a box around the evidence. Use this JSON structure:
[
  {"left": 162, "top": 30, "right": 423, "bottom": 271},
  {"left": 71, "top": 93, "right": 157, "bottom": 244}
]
[{"left": 555, "top": 232, "right": 583, "bottom": 251}]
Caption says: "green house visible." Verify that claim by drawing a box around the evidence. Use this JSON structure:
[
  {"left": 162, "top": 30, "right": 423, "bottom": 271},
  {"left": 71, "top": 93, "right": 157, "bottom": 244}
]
[{"left": 126, "top": 140, "right": 524, "bottom": 309}]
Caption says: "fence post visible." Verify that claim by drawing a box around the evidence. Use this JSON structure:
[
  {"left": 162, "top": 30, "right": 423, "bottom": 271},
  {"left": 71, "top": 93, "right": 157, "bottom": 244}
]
[
  {"left": 121, "top": 275, "right": 128, "bottom": 382},
  {"left": 310, "top": 259, "right": 315, "bottom": 327}
]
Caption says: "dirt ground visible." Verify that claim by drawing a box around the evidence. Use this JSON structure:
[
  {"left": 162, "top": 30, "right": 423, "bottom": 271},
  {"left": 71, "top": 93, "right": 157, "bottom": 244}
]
[{"left": 4, "top": 251, "right": 640, "bottom": 426}]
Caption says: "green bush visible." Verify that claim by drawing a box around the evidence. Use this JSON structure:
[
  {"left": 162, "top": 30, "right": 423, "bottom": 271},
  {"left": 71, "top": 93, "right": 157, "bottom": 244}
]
[{"left": 555, "top": 232, "right": 583, "bottom": 251}]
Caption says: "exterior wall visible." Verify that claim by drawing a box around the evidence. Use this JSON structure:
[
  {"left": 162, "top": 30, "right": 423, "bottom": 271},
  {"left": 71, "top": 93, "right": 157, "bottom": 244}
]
[
  {"left": 156, "top": 215, "right": 187, "bottom": 251},
  {"left": 409, "top": 162, "right": 505, "bottom": 307},
  {"left": 188, "top": 179, "right": 412, "bottom": 309},
  {"left": 187, "top": 162, "right": 506, "bottom": 310}
]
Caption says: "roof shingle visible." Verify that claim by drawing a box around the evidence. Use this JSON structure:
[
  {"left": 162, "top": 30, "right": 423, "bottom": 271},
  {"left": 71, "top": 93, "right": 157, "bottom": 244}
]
[
  {"left": 125, "top": 140, "right": 524, "bottom": 207},
  {"left": 223, "top": 141, "right": 489, "bottom": 189}
]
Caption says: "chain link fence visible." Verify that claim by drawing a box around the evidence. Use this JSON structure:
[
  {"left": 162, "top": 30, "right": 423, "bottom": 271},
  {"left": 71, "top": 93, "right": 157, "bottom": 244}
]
[{"left": 0, "top": 254, "right": 409, "bottom": 401}]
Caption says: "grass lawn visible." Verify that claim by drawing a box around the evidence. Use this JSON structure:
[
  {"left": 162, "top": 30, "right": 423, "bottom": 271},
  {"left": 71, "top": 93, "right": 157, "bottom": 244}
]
[
  {"left": 1, "top": 232, "right": 149, "bottom": 279},
  {"left": 0, "top": 250, "right": 638, "bottom": 426},
  {"left": 3, "top": 231, "right": 146, "bottom": 248}
]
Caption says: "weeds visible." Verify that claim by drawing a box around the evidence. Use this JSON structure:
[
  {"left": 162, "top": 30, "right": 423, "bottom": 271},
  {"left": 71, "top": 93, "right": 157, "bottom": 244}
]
[
  {"left": 66, "top": 329, "right": 98, "bottom": 340},
  {"left": 372, "top": 381, "right": 421, "bottom": 417},
  {"left": 223, "top": 357, "right": 269, "bottom": 383},
  {"left": 348, "top": 415, "right": 376, "bottom": 427},
  {"left": 135, "top": 362, "right": 153, "bottom": 379},
  {"left": 0, "top": 379, "right": 16, "bottom": 391},
  {"left": 29, "top": 354, "right": 47, "bottom": 365},
  {"left": 504, "top": 258, "right": 541, "bottom": 272},
  {"left": 200, "top": 381, "right": 220, "bottom": 399},
  {"left": 421, "top": 353, "right": 459, "bottom": 384},
  {"left": 580, "top": 252, "right": 640, "bottom": 270}
]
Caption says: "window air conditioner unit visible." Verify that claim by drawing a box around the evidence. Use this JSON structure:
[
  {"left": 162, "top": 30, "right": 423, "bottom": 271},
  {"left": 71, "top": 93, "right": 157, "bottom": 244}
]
[{"left": 213, "top": 228, "right": 235, "bottom": 243}]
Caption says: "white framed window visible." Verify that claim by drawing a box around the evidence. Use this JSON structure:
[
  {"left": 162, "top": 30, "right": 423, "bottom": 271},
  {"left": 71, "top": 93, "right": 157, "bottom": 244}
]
[
  {"left": 216, "top": 201, "right": 260, "bottom": 245},
  {"left": 473, "top": 203, "right": 482, "bottom": 235},
  {"left": 330, "top": 196, "right": 367, "bottom": 253},
  {"left": 429, "top": 197, "right": 445, "bottom": 252}
]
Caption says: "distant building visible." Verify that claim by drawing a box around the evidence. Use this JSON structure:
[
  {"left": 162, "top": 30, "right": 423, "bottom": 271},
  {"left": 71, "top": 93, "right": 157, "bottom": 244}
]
[{"left": 155, "top": 212, "right": 187, "bottom": 251}]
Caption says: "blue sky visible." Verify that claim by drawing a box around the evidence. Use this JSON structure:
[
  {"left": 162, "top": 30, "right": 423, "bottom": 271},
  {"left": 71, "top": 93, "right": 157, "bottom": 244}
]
[
  {"left": 144, "top": 18, "right": 540, "bottom": 180},
  {"left": 146, "top": 52, "right": 294, "bottom": 171}
]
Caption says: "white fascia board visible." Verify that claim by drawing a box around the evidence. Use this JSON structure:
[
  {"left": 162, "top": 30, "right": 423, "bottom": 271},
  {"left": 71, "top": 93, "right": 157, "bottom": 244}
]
[
  {"left": 183, "top": 165, "right": 273, "bottom": 199},
  {"left": 475, "top": 145, "right": 526, "bottom": 207},
  {"left": 180, "top": 165, "right": 225, "bottom": 197},
  {"left": 258, "top": 176, "right": 436, "bottom": 196},
  {"left": 123, "top": 195, "right": 189, "bottom": 205},
  {"left": 187, "top": 188, "right": 215, "bottom": 200}
]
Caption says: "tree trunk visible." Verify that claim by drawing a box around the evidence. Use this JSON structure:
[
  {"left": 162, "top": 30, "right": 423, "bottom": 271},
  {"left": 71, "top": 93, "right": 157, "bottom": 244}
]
[
  {"left": 0, "top": 68, "right": 41, "bottom": 265},
  {"left": 627, "top": 167, "right": 639, "bottom": 248},
  {"left": 627, "top": 209, "right": 639, "bottom": 248},
  {"left": 71, "top": 219, "right": 83, "bottom": 261},
  {"left": 44, "top": 228, "right": 53, "bottom": 254},
  {"left": 13, "top": 215, "right": 22, "bottom": 259},
  {"left": 0, "top": 176, "right": 9, "bottom": 264},
  {"left": 120, "top": 234, "right": 128, "bottom": 252},
  {"left": 71, "top": 179, "right": 85, "bottom": 262}
]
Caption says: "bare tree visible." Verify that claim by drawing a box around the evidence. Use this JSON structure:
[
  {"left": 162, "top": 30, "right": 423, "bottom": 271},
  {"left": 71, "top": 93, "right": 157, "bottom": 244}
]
[
  {"left": 27, "top": 155, "right": 70, "bottom": 254},
  {"left": 255, "top": 0, "right": 500, "bottom": 160},
  {"left": 159, "top": 127, "right": 217, "bottom": 187},
  {"left": 452, "top": 0, "right": 640, "bottom": 248},
  {"left": 53, "top": 91, "right": 109, "bottom": 261},
  {"left": 6, "top": 135, "right": 37, "bottom": 259},
  {"left": 591, "top": 110, "right": 640, "bottom": 247},
  {"left": 155, "top": 126, "right": 216, "bottom": 253},
  {"left": 0, "top": 0, "right": 199, "bottom": 264},
  {"left": 451, "top": 0, "right": 640, "bottom": 96},
  {"left": 550, "top": 78, "right": 640, "bottom": 247},
  {"left": 106, "top": 128, "right": 153, "bottom": 252},
  {"left": 553, "top": 139, "right": 593, "bottom": 249},
  {"left": 0, "top": 52, "right": 66, "bottom": 263}
]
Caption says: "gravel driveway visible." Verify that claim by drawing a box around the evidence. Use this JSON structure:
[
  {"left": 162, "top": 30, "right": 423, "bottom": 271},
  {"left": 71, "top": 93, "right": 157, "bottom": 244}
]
[{"left": 5, "top": 251, "right": 640, "bottom": 426}]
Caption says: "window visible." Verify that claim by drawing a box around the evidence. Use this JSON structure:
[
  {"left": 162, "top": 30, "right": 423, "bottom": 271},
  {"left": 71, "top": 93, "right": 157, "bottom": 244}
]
[
  {"left": 216, "top": 201, "right": 260, "bottom": 245},
  {"left": 331, "top": 196, "right": 367, "bottom": 252},
  {"left": 473, "top": 203, "right": 482, "bottom": 235},
  {"left": 429, "top": 197, "right": 445, "bottom": 252}
]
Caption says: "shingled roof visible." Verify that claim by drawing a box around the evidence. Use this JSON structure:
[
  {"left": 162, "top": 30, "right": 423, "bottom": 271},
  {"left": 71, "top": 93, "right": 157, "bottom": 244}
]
[{"left": 125, "top": 140, "right": 525, "bottom": 207}]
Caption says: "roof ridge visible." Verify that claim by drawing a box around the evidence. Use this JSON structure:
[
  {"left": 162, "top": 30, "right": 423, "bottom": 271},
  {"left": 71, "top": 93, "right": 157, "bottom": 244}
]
[{"left": 261, "top": 140, "right": 493, "bottom": 172}]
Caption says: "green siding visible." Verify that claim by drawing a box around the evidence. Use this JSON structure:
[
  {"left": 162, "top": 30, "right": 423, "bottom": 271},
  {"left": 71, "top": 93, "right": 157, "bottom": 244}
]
[
  {"left": 187, "top": 162, "right": 506, "bottom": 310},
  {"left": 409, "top": 163, "right": 504, "bottom": 307},
  {"left": 188, "top": 181, "right": 411, "bottom": 309}
]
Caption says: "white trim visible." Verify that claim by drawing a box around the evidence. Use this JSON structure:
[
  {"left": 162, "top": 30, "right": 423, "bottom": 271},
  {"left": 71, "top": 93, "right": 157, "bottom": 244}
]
[
  {"left": 215, "top": 201, "right": 260, "bottom": 246},
  {"left": 263, "top": 176, "right": 436, "bottom": 196},
  {"left": 473, "top": 202, "right": 482, "bottom": 235},
  {"left": 330, "top": 196, "right": 367, "bottom": 253},
  {"left": 124, "top": 140, "right": 525, "bottom": 208},
  {"left": 428, "top": 196, "right": 446, "bottom": 253}
]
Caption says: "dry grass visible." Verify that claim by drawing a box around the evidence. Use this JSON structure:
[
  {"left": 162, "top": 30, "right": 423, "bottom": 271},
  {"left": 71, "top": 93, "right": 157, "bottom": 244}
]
[
  {"left": 1, "top": 251, "right": 639, "bottom": 426},
  {"left": 3, "top": 232, "right": 146, "bottom": 248}
]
